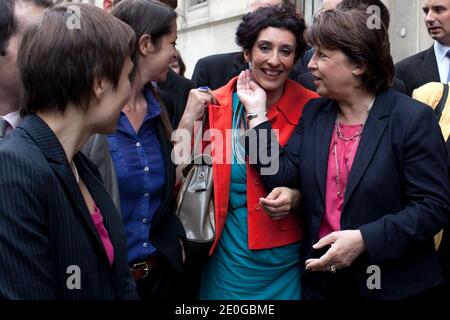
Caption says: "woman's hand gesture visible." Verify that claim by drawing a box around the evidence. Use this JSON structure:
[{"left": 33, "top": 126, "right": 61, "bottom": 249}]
[{"left": 236, "top": 70, "right": 267, "bottom": 114}]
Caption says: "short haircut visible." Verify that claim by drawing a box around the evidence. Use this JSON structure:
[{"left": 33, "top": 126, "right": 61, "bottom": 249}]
[
  {"left": 158, "top": 0, "right": 177, "bottom": 9},
  {"left": 305, "top": 9, "right": 394, "bottom": 94},
  {"left": 18, "top": 3, "right": 135, "bottom": 115},
  {"left": 236, "top": 3, "right": 307, "bottom": 62},
  {"left": 337, "top": 0, "right": 390, "bottom": 28},
  {"left": 0, "top": 0, "right": 52, "bottom": 56},
  {"left": 246, "top": 0, "right": 292, "bottom": 8},
  {"left": 112, "top": 0, "right": 177, "bottom": 67},
  {"left": 113, "top": 0, "right": 177, "bottom": 9}
]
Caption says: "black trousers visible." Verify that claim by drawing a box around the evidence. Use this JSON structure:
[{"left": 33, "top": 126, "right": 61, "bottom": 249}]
[
  {"left": 302, "top": 270, "right": 441, "bottom": 300},
  {"left": 134, "top": 254, "right": 184, "bottom": 302}
]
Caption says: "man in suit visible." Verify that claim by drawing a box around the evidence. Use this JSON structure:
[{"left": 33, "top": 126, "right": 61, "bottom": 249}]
[
  {"left": 396, "top": 0, "right": 450, "bottom": 96},
  {"left": 191, "top": 0, "right": 294, "bottom": 90},
  {"left": 0, "top": 0, "right": 51, "bottom": 139}
]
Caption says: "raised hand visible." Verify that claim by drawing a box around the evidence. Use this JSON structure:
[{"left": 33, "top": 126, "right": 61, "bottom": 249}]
[{"left": 236, "top": 70, "right": 267, "bottom": 114}]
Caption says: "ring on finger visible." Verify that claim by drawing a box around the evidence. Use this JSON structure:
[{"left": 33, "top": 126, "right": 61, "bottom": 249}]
[
  {"left": 198, "top": 86, "right": 210, "bottom": 93},
  {"left": 329, "top": 264, "right": 337, "bottom": 274}
]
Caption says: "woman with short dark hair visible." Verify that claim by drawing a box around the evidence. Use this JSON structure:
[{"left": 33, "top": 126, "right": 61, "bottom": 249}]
[
  {"left": 0, "top": 3, "right": 137, "bottom": 299},
  {"left": 241, "top": 9, "right": 450, "bottom": 299}
]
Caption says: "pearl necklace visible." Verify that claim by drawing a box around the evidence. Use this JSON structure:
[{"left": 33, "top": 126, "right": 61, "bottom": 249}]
[{"left": 333, "top": 97, "right": 376, "bottom": 199}]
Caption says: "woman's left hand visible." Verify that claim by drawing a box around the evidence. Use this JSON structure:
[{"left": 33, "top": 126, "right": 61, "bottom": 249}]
[
  {"left": 236, "top": 70, "right": 267, "bottom": 114},
  {"left": 259, "top": 187, "right": 302, "bottom": 221},
  {"left": 305, "top": 230, "right": 366, "bottom": 272}
]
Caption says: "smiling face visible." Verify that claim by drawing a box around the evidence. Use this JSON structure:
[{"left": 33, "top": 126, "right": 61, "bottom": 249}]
[
  {"left": 143, "top": 19, "right": 177, "bottom": 82},
  {"left": 423, "top": 0, "right": 450, "bottom": 46},
  {"left": 244, "top": 27, "right": 296, "bottom": 101}
]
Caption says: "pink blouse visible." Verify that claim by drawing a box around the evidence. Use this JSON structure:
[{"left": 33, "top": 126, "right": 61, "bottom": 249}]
[
  {"left": 318, "top": 122, "right": 362, "bottom": 239},
  {"left": 91, "top": 203, "right": 115, "bottom": 266}
]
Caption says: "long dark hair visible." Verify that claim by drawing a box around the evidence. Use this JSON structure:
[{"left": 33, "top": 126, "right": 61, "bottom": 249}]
[{"left": 112, "top": 0, "right": 176, "bottom": 137}]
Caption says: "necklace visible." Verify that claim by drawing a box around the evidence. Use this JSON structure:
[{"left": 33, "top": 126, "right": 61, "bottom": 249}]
[
  {"left": 333, "top": 127, "right": 361, "bottom": 199},
  {"left": 71, "top": 161, "right": 80, "bottom": 183},
  {"left": 333, "top": 97, "right": 376, "bottom": 199},
  {"left": 232, "top": 102, "right": 247, "bottom": 165}
]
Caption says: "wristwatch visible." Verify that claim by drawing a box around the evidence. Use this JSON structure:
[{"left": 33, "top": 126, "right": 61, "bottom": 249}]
[{"left": 246, "top": 112, "right": 267, "bottom": 121}]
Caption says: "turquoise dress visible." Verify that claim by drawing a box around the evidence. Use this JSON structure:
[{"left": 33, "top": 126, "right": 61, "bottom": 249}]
[{"left": 198, "top": 93, "right": 301, "bottom": 300}]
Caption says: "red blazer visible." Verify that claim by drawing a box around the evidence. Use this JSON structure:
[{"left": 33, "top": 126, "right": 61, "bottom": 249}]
[{"left": 207, "top": 77, "right": 318, "bottom": 253}]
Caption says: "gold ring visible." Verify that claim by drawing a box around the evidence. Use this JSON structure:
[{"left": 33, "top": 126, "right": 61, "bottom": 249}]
[{"left": 329, "top": 264, "right": 337, "bottom": 273}]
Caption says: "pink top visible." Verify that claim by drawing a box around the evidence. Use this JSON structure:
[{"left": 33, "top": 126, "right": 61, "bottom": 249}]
[
  {"left": 91, "top": 203, "right": 115, "bottom": 266},
  {"left": 318, "top": 122, "right": 362, "bottom": 239}
]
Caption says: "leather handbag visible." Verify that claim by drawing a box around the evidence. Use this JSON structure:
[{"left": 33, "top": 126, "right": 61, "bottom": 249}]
[{"left": 176, "top": 113, "right": 215, "bottom": 254}]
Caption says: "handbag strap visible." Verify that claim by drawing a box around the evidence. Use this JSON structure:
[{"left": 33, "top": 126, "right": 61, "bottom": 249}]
[
  {"left": 435, "top": 83, "right": 449, "bottom": 121},
  {"left": 192, "top": 111, "right": 208, "bottom": 159}
]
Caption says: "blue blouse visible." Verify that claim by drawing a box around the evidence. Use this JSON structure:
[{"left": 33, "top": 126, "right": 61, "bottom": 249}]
[{"left": 107, "top": 86, "right": 165, "bottom": 264}]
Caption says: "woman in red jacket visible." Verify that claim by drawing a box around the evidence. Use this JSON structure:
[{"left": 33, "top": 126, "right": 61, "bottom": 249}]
[{"left": 178, "top": 4, "right": 317, "bottom": 299}]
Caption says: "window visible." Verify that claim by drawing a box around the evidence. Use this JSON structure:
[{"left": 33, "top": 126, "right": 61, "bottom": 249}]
[{"left": 189, "top": 0, "right": 207, "bottom": 8}]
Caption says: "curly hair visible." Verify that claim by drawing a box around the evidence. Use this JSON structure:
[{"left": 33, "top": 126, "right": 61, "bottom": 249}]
[{"left": 236, "top": 3, "right": 307, "bottom": 62}]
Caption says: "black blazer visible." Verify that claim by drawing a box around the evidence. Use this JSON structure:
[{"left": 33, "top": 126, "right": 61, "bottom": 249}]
[
  {"left": 248, "top": 89, "right": 450, "bottom": 299},
  {"left": 146, "top": 116, "right": 186, "bottom": 274},
  {"left": 158, "top": 68, "right": 196, "bottom": 129},
  {"left": 191, "top": 52, "right": 246, "bottom": 91},
  {"left": 395, "top": 46, "right": 441, "bottom": 96},
  {"left": 0, "top": 115, "right": 138, "bottom": 299}
]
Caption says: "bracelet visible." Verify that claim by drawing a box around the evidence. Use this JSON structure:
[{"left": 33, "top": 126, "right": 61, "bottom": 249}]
[{"left": 246, "top": 112, "right": 267, "bottom": 121}]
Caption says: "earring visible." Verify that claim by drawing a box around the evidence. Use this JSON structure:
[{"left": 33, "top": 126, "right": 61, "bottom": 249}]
[{"left": 352, "top": 70, "right": 357, "bottom": 76}]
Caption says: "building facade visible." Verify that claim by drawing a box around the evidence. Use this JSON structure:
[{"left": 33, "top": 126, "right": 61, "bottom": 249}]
[
  {"left": 60, "top": 0, "right": 433, "bottom": 79},
  {"left": 177, "top": 0, "right": 433, "bottom": 78}
]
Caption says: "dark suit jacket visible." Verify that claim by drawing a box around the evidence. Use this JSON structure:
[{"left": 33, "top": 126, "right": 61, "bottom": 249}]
[
  {"left": 395, "top": 46, "right": 441, "bottom": 96},
  {"left": 192, "top": 52, "right": 246, "bottom": 91},
  {"left": 0, "top": 115, "right": 138, "bottom": 299},
  {"left": 158, "top": 68, "right": 196, "bottom": 129},
  {"left": 248, "top": 89, "right": 450, "bottom": 299},
  {"left": 85, "top": 116, "right": 186, "bottom": 275},
  {"left": 293, "top": 47, "right": 314, "bottom": 76}
]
